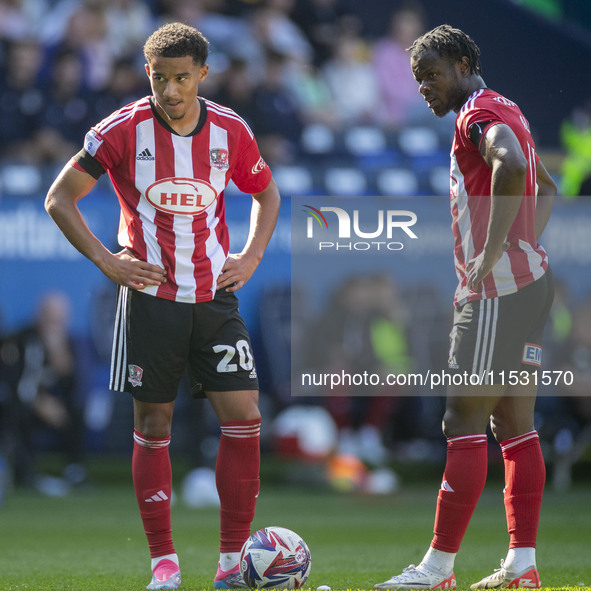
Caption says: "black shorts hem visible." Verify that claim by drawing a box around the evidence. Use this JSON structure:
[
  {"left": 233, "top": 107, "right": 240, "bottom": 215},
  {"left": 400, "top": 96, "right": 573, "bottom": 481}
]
[
  {"left": 203, "top": 385, "right": 259, "bottom": 393},
  {"left": 192, "top": 381, "right": 259, "bottom": 399},
  {"left": 128, "top": 389, "right": 177, "bottom": 404}
]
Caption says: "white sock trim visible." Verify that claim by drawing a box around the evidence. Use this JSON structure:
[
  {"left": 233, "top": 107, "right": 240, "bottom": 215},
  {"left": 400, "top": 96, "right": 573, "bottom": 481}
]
[
  {"left": 420, "top": 547, "right": 456, "bottom": 575},
  {"left": 504, "top": 547, "right": 536, "bottom": 571},
  {"left": 219, "top": 552, "right": 241, "bottom": 571},
  {"left": 500, "top": 431, "right": 539, "bottom": 452}
]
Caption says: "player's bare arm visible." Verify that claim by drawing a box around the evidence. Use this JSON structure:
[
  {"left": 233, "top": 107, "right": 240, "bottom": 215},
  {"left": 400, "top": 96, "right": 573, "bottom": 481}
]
[
  {"left": 534, "top": 159, "right": 557, "bottom": 239},
  {"left": 217, "top": 177, "right": 281, "bottom": 293},
  {"left": 481, "top": 123, "right": 528, "bottom": 196},
  {"left": 466, "top": 123, "right": 527, "bottom": 290},
  {"left": 45, "top": 165, "right": 167, "bottom": 290}
]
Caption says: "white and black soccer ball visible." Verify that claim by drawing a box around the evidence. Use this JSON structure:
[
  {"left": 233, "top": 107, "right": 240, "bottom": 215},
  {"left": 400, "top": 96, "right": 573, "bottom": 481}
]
[{"left": 240, "top": 526, "right": 312, "bottom": 589}]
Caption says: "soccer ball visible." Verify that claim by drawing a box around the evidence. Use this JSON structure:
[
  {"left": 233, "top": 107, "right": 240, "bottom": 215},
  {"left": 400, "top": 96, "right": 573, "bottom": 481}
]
[{"left": 240, "top": 526, "right": 311, "bottom": 589}]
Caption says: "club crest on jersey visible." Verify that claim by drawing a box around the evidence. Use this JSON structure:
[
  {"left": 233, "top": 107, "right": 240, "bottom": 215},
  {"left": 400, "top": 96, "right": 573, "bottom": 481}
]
[
  {"left": 145, "top": 177, "right": 218, "bottom": 215},
  {"left": 210, "top": 148, "right": 229, "bottom": 171},
  {"left": 128, "top": 364, "right": 144, "bottom": 387}
]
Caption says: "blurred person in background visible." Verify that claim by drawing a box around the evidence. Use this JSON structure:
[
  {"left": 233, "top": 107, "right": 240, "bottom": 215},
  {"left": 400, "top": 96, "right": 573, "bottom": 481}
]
[
  {"left": 560, "top": 100, "right": 591, "bottom": 197},
  {"left": 211, "top": 56, "right": 258, "bottom": 123},
  {"left": 0, "top": 38, "right": 45, "bottom": 162},
  {"left": 292, "top": 0, "right": 352, "bottom": 67},
  {"left": 374, "top": 25, "right": 557, "bottom": 590},
  {"left": 157, "top": 0, "right": 265, "bottom": 82},
  {"left": 249, "top": 50, "right": 304, "bottom": 164},
  {"left": 322, "top": 33, "right": 380, "bottom": 126},
  {"left": 51, "top": 0, "right": 115, "bottom": 91},
  {"left": 249, "top": 0, "right": 313, "bottom": 65},
  {"left": 372, "top": 3, "right": 428, "bottom": 128},
  {"left": 45, "top": 22, "right": 280, "bottom": 590},
  {"left": 104, "top": 0, "right": 154, "bottom": 61},
  {"left": 0, "top": 292, "right": 86, "bottom": 493},
  {"left": 536, "top": 290, "right": 591, "bottom": 491},
  {"left": 284, "top": 55, "right": 337, "bottom": 128},
  {"left": 0, "top": 0, "right": 48, "bottom": 42},
  {"left": 35, "top": 47, "right": 100, "bottom": 164},
  {"left": 93, "top": 57, "right": 150, "bottom": 121},
  {"left": 554, "top": 294, "right": 591, "bottom": 428},
  {"left": 308, "top": 274, "right": 414, "bottom": 467}
]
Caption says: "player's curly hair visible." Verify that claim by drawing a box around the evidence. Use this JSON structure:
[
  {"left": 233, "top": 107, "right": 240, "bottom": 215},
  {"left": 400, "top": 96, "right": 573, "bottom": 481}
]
[
  {"left": 408, "top": 24, "right": 482, "bottom": 75},
  {"left": 143, "top": 22, "right": 209, "bottom": 66}
]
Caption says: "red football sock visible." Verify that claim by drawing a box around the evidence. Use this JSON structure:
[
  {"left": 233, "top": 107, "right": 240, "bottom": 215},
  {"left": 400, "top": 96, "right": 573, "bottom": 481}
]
[
  {"left": 501, "top": 430, "right": 545, "bottom": 548},
  {"left": 431, "top": 434, "right": 488, "bottom": 553},
  {"left": 216, "top": 419, "right": 261, "bottom": 553},
  {"left": 132, "top": 429, "right": 175, "bottom": 558}
]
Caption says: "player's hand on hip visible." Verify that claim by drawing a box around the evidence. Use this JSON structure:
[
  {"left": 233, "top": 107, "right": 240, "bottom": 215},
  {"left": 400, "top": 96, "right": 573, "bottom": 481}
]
[
  {"left": 216, "top": 253, "right": 258, "bottom": 292},
  {"left": 102, "top": 248, "right": 167, "bottom": 290},
  {"left": 465, "top": 242, "right": 508, "bottom": 291}
]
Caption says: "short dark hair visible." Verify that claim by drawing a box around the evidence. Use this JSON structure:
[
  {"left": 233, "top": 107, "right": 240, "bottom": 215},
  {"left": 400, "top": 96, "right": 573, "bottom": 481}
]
[
  {"left": 408, "top": 24, "right": 482, "bottom": 75},
  {"left": 143, "top": 22, "right": 209, "bottom": 66}
]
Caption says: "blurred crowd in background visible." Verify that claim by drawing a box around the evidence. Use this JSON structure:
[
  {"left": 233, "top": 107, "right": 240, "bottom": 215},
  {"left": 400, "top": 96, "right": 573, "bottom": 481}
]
[
  {"left": 1, "top": 0, "right": 590, "bottom": 192},
  {"left": 0, "top": 0, "right": 433, "bottom": 166},
  {"left": 0, "top": 0, "right": 591, "bottom": 501}
]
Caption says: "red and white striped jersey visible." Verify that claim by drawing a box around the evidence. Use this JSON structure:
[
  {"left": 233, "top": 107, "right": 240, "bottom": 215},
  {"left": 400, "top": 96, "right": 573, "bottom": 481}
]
[
  {"left": 450, "top": 88, "right": 548, "bottom": 307},
  {"left": 74, "top": 96, "right": 272, "bottom": 303}
]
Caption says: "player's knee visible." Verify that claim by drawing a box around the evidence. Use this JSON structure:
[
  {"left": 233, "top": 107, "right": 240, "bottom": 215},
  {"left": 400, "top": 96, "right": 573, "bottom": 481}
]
[
  {"left": 442, "top": 407, "right": 488, "bottom": 438},
  {"left": 239, "top": 397, "right": 261, "bottom": 423},
  {"left": 442, "top": 409, "right": 462, "bottom": 438},
  {"left": 248, "top": 395, "right": 262, "bottom": 421},
  {"left": 489, "top": 413, "right": 532, "bottom": 442},
  {"left": 135, "top": 413, "right": 173, "bottom": 437},
  {"left": 210, "top": 390, "right": 261, "bottom": 423},
  {"left": 490, "top": 416, "right": 514, "bottom": 442},
  {"left": 133, "top": 400, "right": 174, "bottom": 437}
]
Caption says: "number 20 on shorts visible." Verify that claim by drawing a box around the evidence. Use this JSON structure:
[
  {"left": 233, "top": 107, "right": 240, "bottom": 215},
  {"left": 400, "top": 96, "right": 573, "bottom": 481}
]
[{"left": 213, "top": 340, "right": 254, "bottom": 373}]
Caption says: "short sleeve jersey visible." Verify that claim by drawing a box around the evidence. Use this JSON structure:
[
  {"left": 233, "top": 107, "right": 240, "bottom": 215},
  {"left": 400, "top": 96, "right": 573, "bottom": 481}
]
[
  {"left": 450, "top": 88, "right": 548, "bottom": 307},
  {"left": 73, "top": 96, "right": 272, "bottom": 303}
]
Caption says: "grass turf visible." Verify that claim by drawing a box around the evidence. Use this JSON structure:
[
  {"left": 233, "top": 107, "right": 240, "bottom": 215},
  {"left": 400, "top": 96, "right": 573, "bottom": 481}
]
[{"left": 1, "top": 462, "right": 590, "bottom": 591}]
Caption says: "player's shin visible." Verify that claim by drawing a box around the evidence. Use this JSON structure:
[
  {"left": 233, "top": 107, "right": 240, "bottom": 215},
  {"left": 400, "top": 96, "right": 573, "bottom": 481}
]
[
  {"left": 132, "top": 429, "right": 176, "bottom": 559},
  {"left": 501, "top": 431, "right": 545, "bottom": 566},
  {"left": 216, "top": 419, "right": 261, "bottom": 555},
  {"left": 431, "top": 434, "right": 488, "bottom": 557}
]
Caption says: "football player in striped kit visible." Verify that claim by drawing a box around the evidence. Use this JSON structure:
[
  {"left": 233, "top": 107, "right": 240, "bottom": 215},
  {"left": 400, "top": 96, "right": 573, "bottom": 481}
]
[
  {"left": 46, "top": 23, "right": 280, "bottom": 590},
  {"left": 374, "top": 25, "right": 557, "bottom": 591}
]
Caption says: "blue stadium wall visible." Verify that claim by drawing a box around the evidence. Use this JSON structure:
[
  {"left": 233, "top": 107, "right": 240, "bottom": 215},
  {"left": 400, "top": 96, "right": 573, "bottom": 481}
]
[{"left": 2, "top": 191, "right": 591, "bottom": 338}]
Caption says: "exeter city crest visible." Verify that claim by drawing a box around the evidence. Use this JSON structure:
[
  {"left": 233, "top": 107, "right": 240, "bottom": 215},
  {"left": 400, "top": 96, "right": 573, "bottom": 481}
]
[
  {"left": 210, "top": 148, "right": 229, "bottom": 171},
  {"left": 128, "top": 364, "right": 144, "bottom": 387}
]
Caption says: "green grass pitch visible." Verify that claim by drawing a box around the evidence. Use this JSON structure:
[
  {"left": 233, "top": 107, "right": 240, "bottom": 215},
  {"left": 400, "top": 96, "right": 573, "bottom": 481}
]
[{"left": 1, "top": 464, "right": 590, "bottom": 591}]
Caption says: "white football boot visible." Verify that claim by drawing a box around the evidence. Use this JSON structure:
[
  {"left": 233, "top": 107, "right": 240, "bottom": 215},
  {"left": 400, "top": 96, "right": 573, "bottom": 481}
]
[
  {"left": 470, "top": 560, "right": 540, "bottom": 589},
  {"left": 374, "top": 564, "right": 456, "bottom": 590}
]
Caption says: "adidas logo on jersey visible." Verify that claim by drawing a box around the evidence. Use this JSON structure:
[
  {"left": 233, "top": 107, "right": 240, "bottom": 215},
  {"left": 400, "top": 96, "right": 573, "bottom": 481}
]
[{"left": 136, "top": 148, "right": 155, "bottom": 161}]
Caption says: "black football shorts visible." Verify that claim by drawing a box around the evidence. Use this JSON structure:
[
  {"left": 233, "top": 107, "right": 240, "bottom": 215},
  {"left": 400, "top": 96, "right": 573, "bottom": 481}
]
[
  {"left": 447, "top": 267, "right": 554, "bottom": 383},
  {"left": 109, "top": 287, "right": 259, "bottom": 402}
]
